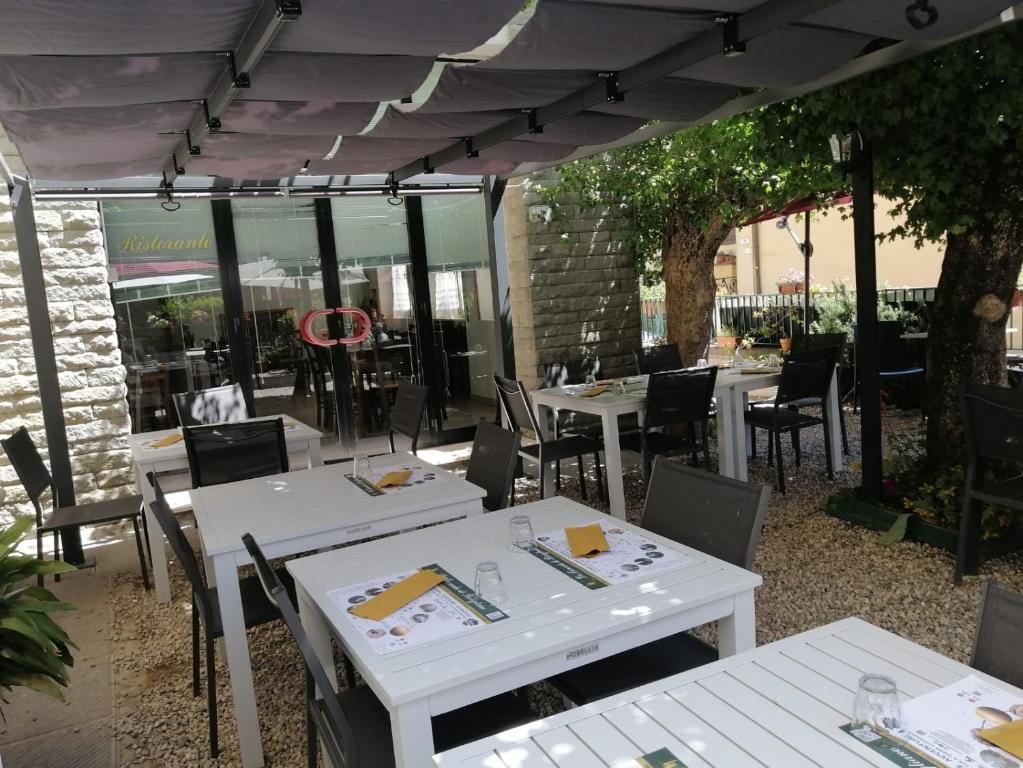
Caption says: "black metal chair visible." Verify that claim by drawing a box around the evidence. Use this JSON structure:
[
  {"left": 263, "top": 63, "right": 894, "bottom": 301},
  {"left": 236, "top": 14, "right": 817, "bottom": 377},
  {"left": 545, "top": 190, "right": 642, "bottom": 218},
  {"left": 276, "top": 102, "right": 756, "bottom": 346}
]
[
  {"left": 549, "top": 459, "right": 770, "bottom": 705},
  {"left": 790, "top": 333, "right": 849, "bottom": 455},
  {"left": 172, "top": 383, "right": 250, "bottom": 427},
  {"left": 971, "top": 581, "right": 1023, "bottom": 689},
  {"left": 182, "top": 418, "right": 289, "bottom": 488},
  {"left": 146, "top": 473, "right": 293, "bottom": 758},
  {"left": 241, "top": 533, "right": 536, "bottom": 767},
  {"left": 955, "top": 383, "right": 1023, "bottom": 583},
  {"left": 1, "top": 426, "right": 149, "bottom": 589},
  {"left": 878, "top": 320, "right": 925, "bottom": 408},
  {"left": 388, "top": 381, "right": 428, "bottom": 455},
  {"left": 494, "top": 374, "right": 604, "bottom": 503},
  {"left": 746, "top": 348, "right": 838, "bottom": 494},
  {"left": 465, "top": 421, "right": 521, "bottom": 512},
  {"left": 304, "top": 343, "right": 336, "bottom": 432},
  {"left": 633, "top": 344, "right": 683, "bottom": 375},
  {"left": 620, "top": 367, "right": 717, "bottom": 480}
]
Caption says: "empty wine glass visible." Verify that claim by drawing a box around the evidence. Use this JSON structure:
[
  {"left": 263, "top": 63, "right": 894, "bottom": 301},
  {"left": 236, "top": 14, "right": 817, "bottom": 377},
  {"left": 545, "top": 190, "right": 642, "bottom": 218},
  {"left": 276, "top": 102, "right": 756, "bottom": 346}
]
[
  {"left": 696, "top": 358, "right": 709, "bottom": 368},
  {"left": 474, "top": 561, "right": 507, "bottom": 604},
  {"left": 508, "top": 515, "right": 535, "bottom": 552},
  {"left": 853, "top": 674, "right": 903, "bottom": 732},
  {"left": 584, "top": 373, "right": 597, "bottom": 390},
  {"left": 353, "top": 453, "right": 372, "bottom": 479}
]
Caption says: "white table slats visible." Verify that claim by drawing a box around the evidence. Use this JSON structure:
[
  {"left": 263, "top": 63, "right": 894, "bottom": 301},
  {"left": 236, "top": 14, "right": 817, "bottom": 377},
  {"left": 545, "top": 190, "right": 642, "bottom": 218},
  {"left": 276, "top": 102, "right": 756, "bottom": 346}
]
[{"left": 435, "top": 617, "right": 1018, "bottom": 768}]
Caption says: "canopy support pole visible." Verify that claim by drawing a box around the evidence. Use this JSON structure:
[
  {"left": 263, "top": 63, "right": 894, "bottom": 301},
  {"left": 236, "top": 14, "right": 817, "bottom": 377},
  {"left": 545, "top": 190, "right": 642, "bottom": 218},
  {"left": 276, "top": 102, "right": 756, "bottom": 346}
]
[{"left": 803, "top": 214, "right": 812, "bottom": 330}]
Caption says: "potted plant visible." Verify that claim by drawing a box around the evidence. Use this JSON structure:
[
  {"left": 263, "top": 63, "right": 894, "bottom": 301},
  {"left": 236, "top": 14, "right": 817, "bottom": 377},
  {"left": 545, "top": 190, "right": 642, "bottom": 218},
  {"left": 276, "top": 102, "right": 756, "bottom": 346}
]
[
  {"left": 0, "top": 517, "right": 76, "bottom": 715},
  {"left": 751, "top": 304, "right": 802, "bottom": 353},
  {"left": 776, "top": 269, "right": 807, "bottom": 295},
  {"left": 716, "top": 324, "right": 740, "bottom": 350}
]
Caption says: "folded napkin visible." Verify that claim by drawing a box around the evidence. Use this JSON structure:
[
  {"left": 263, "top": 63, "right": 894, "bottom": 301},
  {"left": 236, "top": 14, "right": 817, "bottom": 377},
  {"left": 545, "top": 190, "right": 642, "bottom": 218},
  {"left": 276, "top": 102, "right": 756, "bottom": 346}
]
[
  {"left": 565, "top": 523, "right": 610, "bottom": 558},
  {"left": 283, "top": 419, "right": 298, "bottom": 428},
  {"left": 980, "top": 718, "right": 1023, "bottom": 758},
  {"left": 151, "top": 433, "right": 183, "bottom": 448},
  {"left": 349, "top": 569, "right": 445, "bottom": 621},
  {"left": 376, "top": 469, "right": 413, "bottom": 489},
  {"left": 577, "top": 386, "right": 608, "bottom": 398}
]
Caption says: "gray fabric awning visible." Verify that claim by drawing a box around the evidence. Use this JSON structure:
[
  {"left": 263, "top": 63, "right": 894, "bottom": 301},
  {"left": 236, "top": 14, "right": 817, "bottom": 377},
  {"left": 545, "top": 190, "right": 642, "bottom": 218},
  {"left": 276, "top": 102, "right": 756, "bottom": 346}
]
[{"left": 0, "top": 0, "right": 1015, "bottom": 185}]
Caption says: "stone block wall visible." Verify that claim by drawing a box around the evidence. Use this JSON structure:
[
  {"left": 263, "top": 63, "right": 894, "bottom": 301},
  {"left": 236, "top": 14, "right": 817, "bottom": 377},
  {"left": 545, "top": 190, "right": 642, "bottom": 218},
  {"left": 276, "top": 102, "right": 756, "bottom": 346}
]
[
  {"left": 0, "top": 186, "right": 134, "bottom": 526},
  {"left": 504, "top": 169, "right": 641, "bottom": 390}
]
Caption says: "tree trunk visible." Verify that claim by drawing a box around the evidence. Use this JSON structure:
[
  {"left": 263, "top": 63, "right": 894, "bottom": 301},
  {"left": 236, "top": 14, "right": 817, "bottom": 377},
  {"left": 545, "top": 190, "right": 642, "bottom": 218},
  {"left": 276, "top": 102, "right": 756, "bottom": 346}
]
[
  {"left": 925, "top": 226, "right": 1023, "bottom": 466},
  {"left": 662, "top": 212, "right": 733, "bottom": 366}
]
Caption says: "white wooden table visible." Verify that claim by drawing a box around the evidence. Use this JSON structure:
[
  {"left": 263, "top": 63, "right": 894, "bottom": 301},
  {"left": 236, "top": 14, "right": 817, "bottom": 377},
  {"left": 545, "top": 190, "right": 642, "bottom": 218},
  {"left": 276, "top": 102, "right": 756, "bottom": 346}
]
[
  {"left": 288, "top": 496, "right": 761, "bottom": 768},
  {"left": 437, "top": 616, "right": 1017, "bottom": 767},
  {"left": 531, "top": 368, "right": 843, "bottom": 520},
  {"left": 129, "top": 414, "right": 323, "bottom": 603},
  {"left": 191, "top": 452, "right": 485, "bottom": 768}
]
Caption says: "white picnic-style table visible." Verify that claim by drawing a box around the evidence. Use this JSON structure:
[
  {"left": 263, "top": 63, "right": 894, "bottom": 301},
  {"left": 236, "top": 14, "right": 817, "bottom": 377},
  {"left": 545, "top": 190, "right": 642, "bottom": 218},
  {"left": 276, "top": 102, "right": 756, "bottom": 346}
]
[
  {"left": 531, "top": 367, "right": 843, "bottom": 519},
  {"left": 191, "top": 451, "right": 485, "bottom": 768},
  {"left": 287, "top": 496, "right": 762, "bottom": 768},
  {"left": 435, "top": 616, "right": 1017, "bottom": 768},
  {"left": 129, "top": 414, "right": 323, "bottom": 603}
]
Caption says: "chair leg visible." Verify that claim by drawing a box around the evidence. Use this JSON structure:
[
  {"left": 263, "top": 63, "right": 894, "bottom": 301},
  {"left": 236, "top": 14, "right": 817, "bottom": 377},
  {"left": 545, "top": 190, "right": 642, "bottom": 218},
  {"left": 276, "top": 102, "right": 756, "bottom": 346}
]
[
  {"left": 306, "top": 677, "right": 318, "bottom": 768},
  {"left": 555, "top": 460, "right": 562, "bottom": 493},
  {"left": 139, "top": 507, "right": 152, "bottom": 565},
  {"left": 822, "top": 414, "right": 834, "bottom": 481},
  {"left": 538, "top": 463, "right": 546, "bottom": 500},
  {"left": 205, "top": 627, "right": 220, "bottom": 758},
  {"left": 774, "top": 429, "right": 786, "bottom": 494},
  {"left": 838, "top": 404, "right": 850, "bottom": 455},
  {"left": 955, "top": 488, "right": 982, "bottom": 584},
  {"left": 191, "top": 600, "right": 201, "bottom": 697},
  {"left": 132, "top": 517, "right": 151, "bottom": 591},
  {"left": 577, "top": 455, "right": 587, "bottom": 501},
  {"left": 592, "top": 453, "right": 605, "bottom": 505},
  {"left": 750, "top": 426, "right": 757, "bottom": 460},
  {"left": 767, "top": 428, "right": 774, "bottom": 467},
  {"left": 36, "top": 530, "right": 44, "bottom": 589},
  {"left": 53, "top": 531, "right": 62, "bottom": 582}
]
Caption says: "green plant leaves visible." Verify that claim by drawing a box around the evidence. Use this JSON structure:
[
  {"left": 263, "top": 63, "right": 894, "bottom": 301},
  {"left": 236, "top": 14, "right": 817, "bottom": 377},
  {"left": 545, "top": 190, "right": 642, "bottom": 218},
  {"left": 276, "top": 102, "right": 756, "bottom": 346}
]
[{"left": 880, "top": 513, "right": 911, "bottom": 547}]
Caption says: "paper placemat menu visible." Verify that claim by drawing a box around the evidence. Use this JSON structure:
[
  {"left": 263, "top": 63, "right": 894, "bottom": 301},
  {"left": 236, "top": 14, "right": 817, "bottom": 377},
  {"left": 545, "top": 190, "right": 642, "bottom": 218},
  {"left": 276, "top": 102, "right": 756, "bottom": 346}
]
[
  {"left": 528, "top": 523, "right": 693, "bottom": 589},
  {"left": 842, "top": 675, "right": 1023, "bottom": 768},
  {"left": 328, "top": 563, "right": 508, "bottom": 655},
  {"left": 345, "top": 464, "right": 440, "bottom": 497}
]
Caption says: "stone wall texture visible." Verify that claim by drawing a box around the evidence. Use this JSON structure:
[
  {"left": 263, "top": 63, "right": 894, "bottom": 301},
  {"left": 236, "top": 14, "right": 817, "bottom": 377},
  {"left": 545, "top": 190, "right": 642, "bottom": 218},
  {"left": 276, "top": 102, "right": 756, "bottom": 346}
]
[
  {"left": 504, "top": 169, "right": 641, "bottom": 391},
  {"left": 0, "top": 187, "right": 134, "bottom": 526}
]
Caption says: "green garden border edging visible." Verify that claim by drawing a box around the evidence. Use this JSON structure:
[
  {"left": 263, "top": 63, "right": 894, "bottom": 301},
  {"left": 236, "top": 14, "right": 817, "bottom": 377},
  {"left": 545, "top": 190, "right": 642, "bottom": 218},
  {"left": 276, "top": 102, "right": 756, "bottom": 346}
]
[{"left": 826, "top": 494, "right": 1023, "bottom": 561}]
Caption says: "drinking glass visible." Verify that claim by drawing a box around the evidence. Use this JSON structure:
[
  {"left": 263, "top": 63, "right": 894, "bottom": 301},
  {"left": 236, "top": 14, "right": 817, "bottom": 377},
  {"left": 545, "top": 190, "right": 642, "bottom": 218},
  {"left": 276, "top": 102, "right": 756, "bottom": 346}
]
[
  {"left": 696, "top": 358, "right": 709, "bottom": 368},
  {"left": 474, "top": 561, "right": 507, "bottom": 604},
  {"left": 508, "top": 515, "right": 535, "bottom": 552},
  {"left": 852, "top": 674, "right": 903, "bottom": 731},
  {"left": 584, "top": 373, "right": 597, "bottom": 390},
  {"left": 352, "top": 453, "right": 372, "bottom": 479}
]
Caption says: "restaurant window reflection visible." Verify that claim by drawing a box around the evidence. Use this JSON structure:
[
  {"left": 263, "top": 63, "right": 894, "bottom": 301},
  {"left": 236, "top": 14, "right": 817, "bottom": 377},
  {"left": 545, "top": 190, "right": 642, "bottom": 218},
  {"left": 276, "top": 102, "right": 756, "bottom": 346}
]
[{"left": 102, "top": 201, "right": 229, "bottom": 433}]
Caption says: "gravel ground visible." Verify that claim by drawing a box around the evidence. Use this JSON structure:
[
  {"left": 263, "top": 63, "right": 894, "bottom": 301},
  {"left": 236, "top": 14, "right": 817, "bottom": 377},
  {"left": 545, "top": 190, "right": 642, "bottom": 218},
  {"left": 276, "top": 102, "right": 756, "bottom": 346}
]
[{"left": 110, "top": 408, "right": 1023, "bottom": 767}]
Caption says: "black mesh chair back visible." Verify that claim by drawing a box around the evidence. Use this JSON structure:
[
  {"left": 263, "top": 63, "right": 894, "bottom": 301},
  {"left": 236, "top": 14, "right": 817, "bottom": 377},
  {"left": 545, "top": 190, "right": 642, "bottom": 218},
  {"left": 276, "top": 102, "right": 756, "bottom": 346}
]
[
  {"left": 644, "top": 367, "right": 717, "bottom": 432},
  {"left": 465, "top": 421, "right": 521, "bottom": 512},
  {"left": 1, "top": 427, "right": 56, "bottom": 518},
  {"left": 633, "top": 344, "right": 683, "bottom": 375},
  {"left": 962, "top": 383, "right": 1023, "bottom": 464},
  {"left": 877, "top": 320, "right": 915, "bottom": 372},
  {"left": 792, "top": 332, "right": 847, "bottom": 359},
  {"left": 971, "top": 581, "right": 1023, "bottom": 689},
  {"left": 242, "top": 533, "right": 360, "bottom": 767},
  {"left": 775, "top": 351, "right": 837, "bottom": 406},
  {"left": 539, "top": 358, "right": 601, "bottom": 388},
  {"left": 183, "top": 418, "right": 289, "bottom": 488},
  {"left": 146, "top": 472, "right": 216, "bottom": 625},
  {"left": 389, "top": 382, "right": 428, "bottom": 454},
  {"left": 641, "top": 458, "right": 770, "bottom": 569},
  {"left": 494, "top": 375, "right": 543, "bottom": 440},
  {"left": 173, "top": 383, "right": 250, "bottom": 427}
]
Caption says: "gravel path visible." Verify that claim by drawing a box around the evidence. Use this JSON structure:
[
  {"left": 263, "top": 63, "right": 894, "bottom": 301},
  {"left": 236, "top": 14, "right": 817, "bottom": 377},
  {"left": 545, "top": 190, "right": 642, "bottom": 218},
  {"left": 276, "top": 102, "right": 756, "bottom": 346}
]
[{"left": 110, "top": 409, "right": 1023, "bottom": 767}]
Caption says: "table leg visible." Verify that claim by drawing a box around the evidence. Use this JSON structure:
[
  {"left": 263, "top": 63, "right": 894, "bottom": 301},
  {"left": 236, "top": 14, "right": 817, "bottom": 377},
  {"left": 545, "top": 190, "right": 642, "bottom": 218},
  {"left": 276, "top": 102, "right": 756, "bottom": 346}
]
[
  {"left": 392, "top": 698, "right": 434, "bottom": 768},
  {"left": 212, "top": 554, "right": 264, "bottom": 768},
  {"left": 730, "top": 390, "right": 750, "bottom": 482},
  {"left": 827, "top": 374, "right": 844, "bottom": 473},
  {"left": 137, "top": 461, "right": 172, "bottom": 603},
  {"left": 717, "top": 589, "right": 756, "bottom": 657},
  {"left": 307, "top": 438, "right": 323, "bottom": 468},
  {"left": 601, "top": 412, "right": 626, "bottom": 520},
  {"left": 717, "top": 393, "right": 735, "bottom": 478},
  {"left": 297, "top": 585, "right": 337, "bottom": 694}
]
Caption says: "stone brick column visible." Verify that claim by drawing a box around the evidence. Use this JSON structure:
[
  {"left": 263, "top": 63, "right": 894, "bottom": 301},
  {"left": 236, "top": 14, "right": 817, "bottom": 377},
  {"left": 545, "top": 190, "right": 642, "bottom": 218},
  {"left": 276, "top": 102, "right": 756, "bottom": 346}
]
[
  {"left": 0, "top": 188, "right": 134, "bottom": 525},
  {"left": 503, "top": 170, "right": 641, "bottom": 391}
]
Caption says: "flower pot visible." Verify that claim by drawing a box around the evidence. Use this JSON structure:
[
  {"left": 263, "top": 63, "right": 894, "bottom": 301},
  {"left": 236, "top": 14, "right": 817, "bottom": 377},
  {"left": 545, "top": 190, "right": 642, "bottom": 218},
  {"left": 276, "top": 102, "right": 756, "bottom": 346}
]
[
  {"left": 1013, "top": 288, "right": 1023, "bottom": 308},
  {"left": 716, "top": 335, "right": 738, "bottom": 350},
  {"left": 779, "top": 338, "right": 793, "bottom": 354},
  {"left": 777, "top": 282, "right": 803, "bottom": 295}
]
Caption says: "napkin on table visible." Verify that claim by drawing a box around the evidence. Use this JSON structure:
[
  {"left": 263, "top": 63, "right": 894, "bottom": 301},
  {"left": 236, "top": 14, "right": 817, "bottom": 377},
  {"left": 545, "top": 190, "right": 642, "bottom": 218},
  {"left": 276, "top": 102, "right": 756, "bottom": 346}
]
[
  {"left": 376, "top": 469, "right": 413, "bottom": 488},
  {"left": 349, "top": 569, "right": 445, "bottom": 621},
  {"left": 577, "top": 386, "right": 608, "bottom": 398},
  {"left": 565, "top": 523, "right": 610, "bottom": 558},
  {"left": 151, "top": 433, "right": 183, "bottom": 448},
  {"left": 980, "top": 719, "right": 1023, "bottom": 759}
]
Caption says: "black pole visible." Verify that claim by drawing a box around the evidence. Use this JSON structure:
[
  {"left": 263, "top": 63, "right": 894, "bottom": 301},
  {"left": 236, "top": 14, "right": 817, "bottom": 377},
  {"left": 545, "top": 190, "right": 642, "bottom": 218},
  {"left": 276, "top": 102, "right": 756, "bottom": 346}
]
[
  {"left": 405, "top": 196, "right": 443, "bottom": 436},
  {"left": 803, "top": 214, "right": 813, "bottom": 331},
  {"left": 10, "top": 177, "right": 84, "bottom": 564},
  {"left": 851, "top": 138, "right": 882, "bottom": 503}
]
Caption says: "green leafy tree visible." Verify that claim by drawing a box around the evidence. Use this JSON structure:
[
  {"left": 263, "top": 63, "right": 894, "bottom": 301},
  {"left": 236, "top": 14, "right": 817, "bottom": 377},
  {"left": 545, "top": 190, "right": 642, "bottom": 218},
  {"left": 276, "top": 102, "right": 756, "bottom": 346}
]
[
  {"left": 547, "top": 114, "right": 837, "bottom": 364},
  {"left": 774, "top": 23, "right": 1023, "bottom": 465}
]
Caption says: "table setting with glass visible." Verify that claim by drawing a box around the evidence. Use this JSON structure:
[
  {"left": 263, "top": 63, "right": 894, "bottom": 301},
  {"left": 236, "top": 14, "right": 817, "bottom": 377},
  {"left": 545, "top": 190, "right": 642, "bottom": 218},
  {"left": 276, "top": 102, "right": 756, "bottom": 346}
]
[{"left": 287, "top": 495, "right": 761, "bottom": 767}]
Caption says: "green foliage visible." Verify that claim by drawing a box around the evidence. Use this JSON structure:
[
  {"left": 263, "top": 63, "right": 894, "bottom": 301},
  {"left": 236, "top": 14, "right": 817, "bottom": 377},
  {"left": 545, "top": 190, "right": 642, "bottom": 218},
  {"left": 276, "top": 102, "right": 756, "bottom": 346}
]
[
  {"left": 771, "top": 24, "right": 1023, "bottom": 245},
  {"left": 542, "top": 113, "right": 839, "bottom": 281},
  {"left": 879, "top": 513, "right": 911, "bottom": 547},
  {"left": 750, "top": 303, "right": 802, "bottom": 341},
  {"left": 810, "top": 279, "right": 920, "bottom": 342},
  {"left": 0, "top": 517, "right": 76, "bottom": 717}
]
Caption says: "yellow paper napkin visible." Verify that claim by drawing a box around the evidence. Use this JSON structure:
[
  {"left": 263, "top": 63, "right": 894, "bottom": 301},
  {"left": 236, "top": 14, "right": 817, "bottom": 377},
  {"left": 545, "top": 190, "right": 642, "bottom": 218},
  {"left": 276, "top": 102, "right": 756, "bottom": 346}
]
[
  {"left": 980, "top": 718, "right": 1023, "bottom": 758},
  {"left": 377, "top": 469, "right": 413, "bottom": 489},
  {"left": 349, "top": 569, "right": 445, "bottom": 621},
  {"left": 565, "top": 523, "right": 610, "bottom": 558},
  {"left": 283, "top": 419, "right": 298, "bottom": 428},
  {"left": 151, "top": 433, "right": 183, "bottom": 448},
  {"left": 577, "top": 386, "right": 608, "bottom": 398}
]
